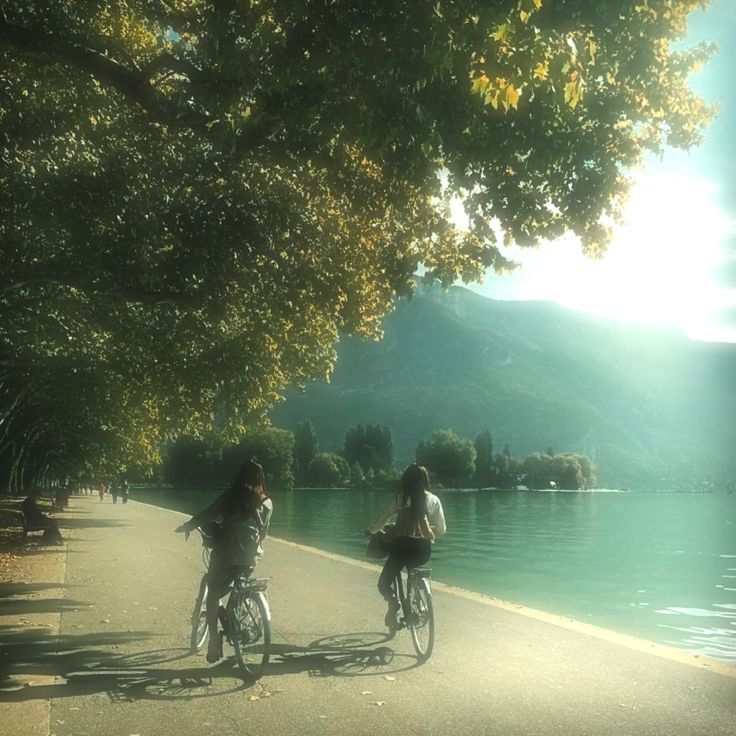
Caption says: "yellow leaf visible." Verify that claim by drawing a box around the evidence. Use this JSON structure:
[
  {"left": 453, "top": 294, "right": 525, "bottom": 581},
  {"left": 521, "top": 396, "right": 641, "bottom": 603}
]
[
  {"left": 470, "top": 74, "right": 490, "bottom": 95},
  {"left": 588, "top": 39, "right": 598, "bottom": 64},
  {"left": 484, "top": 86, "right": 501, "bottom": 109},
  {"left": 520, "top": 9, "right": 530, "bottom": 23},
  {"left": 564, "top": 76, "right": 583, "bottom": 109},
  {"left": 533, "top": 62, "right": 548, "bottom": 80},
  {"left": 503, "top": 84, "right": 520, "bottom": 111},
  {"left": 491, "top": 24, "right": 509, "bottom": 43}
]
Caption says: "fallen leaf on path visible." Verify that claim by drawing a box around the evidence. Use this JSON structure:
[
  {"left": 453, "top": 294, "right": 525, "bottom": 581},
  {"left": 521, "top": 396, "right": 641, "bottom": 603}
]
[
  {"left": 370, "top": 701, "right": 387, "bottom": 706},
  {"left": 361, "top": 691, "right": 372, "bottom": 695},
  {"left": 248, "top": 695, "right": 260, "bottom": 701},
  {"left": 383, "top": 675, "right": 395, "bottom": 681}
]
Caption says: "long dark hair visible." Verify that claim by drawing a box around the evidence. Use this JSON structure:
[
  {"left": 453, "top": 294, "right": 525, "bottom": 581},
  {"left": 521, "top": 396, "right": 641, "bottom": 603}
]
[
  {"left": 399, "top": 463, "right": 430, "bottom": 520},
  {"left": 221, "top": 459, "right": 267, "bottom": 517}
]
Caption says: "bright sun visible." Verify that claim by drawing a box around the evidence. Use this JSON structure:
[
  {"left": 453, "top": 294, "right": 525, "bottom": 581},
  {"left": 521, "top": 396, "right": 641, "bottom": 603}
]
[{"left": 460, "top": 173, "right": 736, "bottom": 342}]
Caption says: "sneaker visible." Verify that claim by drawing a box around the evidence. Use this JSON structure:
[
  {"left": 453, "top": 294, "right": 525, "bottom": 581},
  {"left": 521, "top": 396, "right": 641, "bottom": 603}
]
[{"left": 384, "top": 599, "right": 400, "bottom": 629}]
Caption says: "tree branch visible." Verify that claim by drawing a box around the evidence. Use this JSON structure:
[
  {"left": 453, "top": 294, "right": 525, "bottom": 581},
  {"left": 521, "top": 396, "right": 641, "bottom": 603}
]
[{"left": 0, "top": 16, "right": 278, "bottom": 153}]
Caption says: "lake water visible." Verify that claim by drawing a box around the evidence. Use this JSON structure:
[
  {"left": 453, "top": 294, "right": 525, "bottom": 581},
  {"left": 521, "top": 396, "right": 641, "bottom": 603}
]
[{"left": 133, "top": 487, "right": 736, "bottom": 663}]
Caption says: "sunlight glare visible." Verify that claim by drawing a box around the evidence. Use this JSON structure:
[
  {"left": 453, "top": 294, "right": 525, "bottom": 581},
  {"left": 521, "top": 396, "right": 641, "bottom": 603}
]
[{"left": 463, "top": 174, "right": 736, "bottom": 342}]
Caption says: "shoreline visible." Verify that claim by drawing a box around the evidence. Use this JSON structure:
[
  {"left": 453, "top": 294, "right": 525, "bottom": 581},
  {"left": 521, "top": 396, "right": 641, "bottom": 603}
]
[{"left": 133, "top": 493, "right": 736, "bottom": 669}]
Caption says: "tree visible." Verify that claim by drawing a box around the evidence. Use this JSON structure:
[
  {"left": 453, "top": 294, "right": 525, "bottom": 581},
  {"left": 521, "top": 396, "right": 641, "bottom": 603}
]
[
  {"left": 522, "top": 451, "right": 596, "bottom": 489},
  {"left": 349, "top": 462, "right": 366, "bottom": 487},
  {"left": 307, "top": 453, "right": 350, "bottom": 488},
  {"left": 416, "top": 429, "right": 476, "bottom": 487},
  {"left": 343, "top": 423, "right": 394, "bottom": 475},
  {"left": 474, "top": 429, "right": 496, "bottom": 487},
  {"left": 221, "top": 427, "right": 295, "bottom": 490},
  {"left": 0, "top": 1, "right": 714, "bottom": 488},
  {"left": 163, "top": 436, "right": 221, "bottom": 489},
  {"left": 495, "top": 446, "right": 521, "bottom": 489},
  {"left": 293, "top": 420, "right": 318, "bottom": 484}
]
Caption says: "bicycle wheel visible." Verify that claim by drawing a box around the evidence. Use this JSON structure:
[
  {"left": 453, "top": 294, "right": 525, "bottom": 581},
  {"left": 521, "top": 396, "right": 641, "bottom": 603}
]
[
  {"left": 228, "top": 590, "right": 271, "bottom": 679},
  {"left": 190, "top": 576, "right": 209, "bottom": 652},
  {"left": 408, "top": 576, "right": 434, "bottom": 661}
]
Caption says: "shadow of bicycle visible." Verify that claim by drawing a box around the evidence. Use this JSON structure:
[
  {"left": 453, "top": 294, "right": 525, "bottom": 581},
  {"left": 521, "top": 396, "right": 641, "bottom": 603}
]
[
  {"left": 264, "top": 630, "right": 421, "bottom": 678},
  {"left": 0, "top": 629, "right": 425, "bottom": 703}
]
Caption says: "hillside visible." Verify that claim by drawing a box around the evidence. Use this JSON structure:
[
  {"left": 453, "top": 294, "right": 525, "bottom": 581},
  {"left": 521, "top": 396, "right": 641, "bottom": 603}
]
[{"left": 270, "top": 284, "right": 736, "bottom": 488}]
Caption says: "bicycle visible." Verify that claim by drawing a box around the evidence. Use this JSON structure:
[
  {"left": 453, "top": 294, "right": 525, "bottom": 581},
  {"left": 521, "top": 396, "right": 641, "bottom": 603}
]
[
  {"left": 389, "top": 565, "right": 435, "bottom": 662},
  {"left": 188, "top": 526, "right": 272, "bottom": 679}
]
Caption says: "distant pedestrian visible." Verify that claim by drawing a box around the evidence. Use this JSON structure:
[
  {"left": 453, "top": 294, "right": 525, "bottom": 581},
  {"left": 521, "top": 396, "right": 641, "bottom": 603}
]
[
  {"left": 111, "top": 483, "right": 119, "bottom": 504},
  {"left": 121, "top": 479, "right": 129, "bottom": 504},
  {"left": 99, "top": 483, "right": 106, "bottom": 503}
]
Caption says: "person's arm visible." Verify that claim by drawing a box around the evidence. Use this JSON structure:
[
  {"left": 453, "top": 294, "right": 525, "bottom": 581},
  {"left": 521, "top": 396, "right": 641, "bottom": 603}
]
[
  {"left": 367, "top": 497, "right": 399, "bottom": 535},
  {"left": 175, "top": 492, "right": 225, "bottom": 533},
  {"left": 428, "top": 497, "right": 446, "bottom": 538},
  {"left": 259, "top": 498, "right": 273, "bottom": 540},
  {"left": 419, "top": 514, "right": 435, "bottom": 541}
]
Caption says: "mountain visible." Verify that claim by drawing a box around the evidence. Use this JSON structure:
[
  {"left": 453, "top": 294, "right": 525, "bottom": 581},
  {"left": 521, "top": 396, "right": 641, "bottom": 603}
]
[{"left": 270, "top": 284, "right": 736, "bottom": 488}]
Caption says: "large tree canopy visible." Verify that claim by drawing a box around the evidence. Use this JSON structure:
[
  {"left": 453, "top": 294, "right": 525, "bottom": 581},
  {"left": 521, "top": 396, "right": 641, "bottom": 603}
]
[{"left": 0, "top": 0, "right": 713, "bottom": 486}]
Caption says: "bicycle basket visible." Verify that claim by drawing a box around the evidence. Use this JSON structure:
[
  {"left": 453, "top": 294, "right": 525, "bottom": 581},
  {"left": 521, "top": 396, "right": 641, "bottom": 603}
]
[{"left": 365, "top": 523, "right": 397, "bottom": 559}]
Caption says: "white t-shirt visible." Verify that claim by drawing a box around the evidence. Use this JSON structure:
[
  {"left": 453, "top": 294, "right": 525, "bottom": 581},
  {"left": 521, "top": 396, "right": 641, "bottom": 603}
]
[
  {"left": 390, "top": 491, "right": 447, "bottom": 539},
  {"left": 424, "top": 491, "right": 446, "bottom": 537}
]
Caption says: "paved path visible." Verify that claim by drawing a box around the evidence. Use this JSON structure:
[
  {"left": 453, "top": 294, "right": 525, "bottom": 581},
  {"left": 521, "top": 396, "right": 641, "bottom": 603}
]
[{"left": 1, "top": 496, "right": 735, "bottom": 736}]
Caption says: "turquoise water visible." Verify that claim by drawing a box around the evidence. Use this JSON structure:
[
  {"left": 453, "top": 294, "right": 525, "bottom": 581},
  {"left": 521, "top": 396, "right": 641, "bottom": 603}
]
[{"left": 134, "top": 487, "right": 736, "bottom": 663}]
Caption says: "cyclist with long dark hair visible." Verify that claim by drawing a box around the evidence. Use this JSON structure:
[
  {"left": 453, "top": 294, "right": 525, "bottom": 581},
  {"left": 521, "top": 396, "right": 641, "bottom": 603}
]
[
  {"left": 367, "top": 464, "right": 446, "bottom": 628},
  {"left": 175, "top": 459, "right": 272, "bottom": 662}
]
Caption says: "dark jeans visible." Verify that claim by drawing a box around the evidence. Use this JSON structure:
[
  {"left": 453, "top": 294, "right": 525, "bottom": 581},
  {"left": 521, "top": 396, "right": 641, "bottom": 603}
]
[{"left": 377, "top": 537, "right": 431, "bottom": 601}]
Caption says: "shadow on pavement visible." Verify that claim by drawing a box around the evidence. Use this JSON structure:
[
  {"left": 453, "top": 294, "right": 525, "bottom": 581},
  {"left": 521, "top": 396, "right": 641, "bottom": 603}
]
[
  {"left": 0, "top": 629, "right": 155, "bottom": 694},
  {"left": 14, "top": 548, "right": 87, "bottom": 556},
  {"left": 0, "top": 630, "right": 425, "bottom": 703},
  {"left": 0, "top": 597, "right": 92, "bottom": 616},
  {"left": 265, "top": 630, "right": 420, "bottom": 678},
  {"left": 58, "top": 518, "right": 131, "bottom": 529},
  {"left": 0, "top": 582, "right": 71, "bottom": 597}
]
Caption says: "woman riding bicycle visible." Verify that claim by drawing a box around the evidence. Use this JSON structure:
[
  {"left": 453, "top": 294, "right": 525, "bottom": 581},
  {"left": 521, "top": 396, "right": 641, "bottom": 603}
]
[
  {"left": 175, "top": 459, "right": 272, "bottom": 663},
  {"left": 367, "top": 463, "right": 446, "bottom": 628}
]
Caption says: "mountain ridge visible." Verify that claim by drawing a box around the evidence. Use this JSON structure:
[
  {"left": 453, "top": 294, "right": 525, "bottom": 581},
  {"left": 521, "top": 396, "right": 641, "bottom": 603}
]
[{"left": 271, "top": 284, "right": 736, "bottom": 488}]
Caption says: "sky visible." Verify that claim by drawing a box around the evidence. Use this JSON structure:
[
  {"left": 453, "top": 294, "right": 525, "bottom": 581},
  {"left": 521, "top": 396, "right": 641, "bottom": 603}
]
[{"left": 466, "top": 0, "right": 736, "bottom": 343}]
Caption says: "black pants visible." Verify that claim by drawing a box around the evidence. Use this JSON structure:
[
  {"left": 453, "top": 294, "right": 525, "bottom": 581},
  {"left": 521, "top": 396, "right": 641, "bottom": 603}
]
[{"left": 377, "top": 537, "right": 431, "bottom": 601}]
